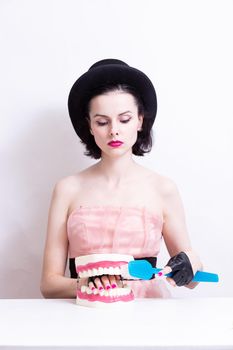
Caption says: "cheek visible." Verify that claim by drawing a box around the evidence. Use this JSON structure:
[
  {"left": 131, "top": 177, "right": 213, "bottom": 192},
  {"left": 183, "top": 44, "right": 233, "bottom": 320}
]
[
  {"left": 128, "top": 122, "right": 140, "bottom": 135},
  {"left": 91, "top": 127, "right": 108, "bottom": 146},
  {"left": 93, "top": 127, "right": 106, "bottom": 138}
]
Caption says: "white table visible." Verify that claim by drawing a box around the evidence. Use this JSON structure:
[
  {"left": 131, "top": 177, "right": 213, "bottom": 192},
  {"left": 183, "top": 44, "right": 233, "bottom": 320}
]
[{"left": 0, "top": 298, "right": 233, "bottom": 349}]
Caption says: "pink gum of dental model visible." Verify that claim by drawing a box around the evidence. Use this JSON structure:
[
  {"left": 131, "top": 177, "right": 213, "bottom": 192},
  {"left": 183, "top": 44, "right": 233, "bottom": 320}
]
[{"left": 76, "top": 290, "right": 134, "bottom": 303}]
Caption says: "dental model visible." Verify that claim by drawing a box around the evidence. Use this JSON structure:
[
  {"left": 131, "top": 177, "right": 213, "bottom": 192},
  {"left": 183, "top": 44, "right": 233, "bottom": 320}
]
[{"left": 75, "top": 253, "right": 135, "bottom": 307}]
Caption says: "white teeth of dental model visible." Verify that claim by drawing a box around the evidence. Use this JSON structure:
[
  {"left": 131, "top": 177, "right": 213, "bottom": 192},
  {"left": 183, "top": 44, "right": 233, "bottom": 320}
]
[
  {"left": 81, "top": 285, "right": 86, "bottom": 293},
  {"left": 78, "top": 266, "right": 123, "bottom": 278},
  {"left": 98, "top": 267, "right": 104, "bottom": 275},
  {"left": 93, "top": 268, "right": 98, "bottom": 275},
  {"left": 108, "top": 267, "right": 115, "bottom": 274},
  {"left": 114, "top": 267, "right": 121, "bottom": 274},
  {"left": 80, "top": 285, "right": 131, "bottom": 297}
]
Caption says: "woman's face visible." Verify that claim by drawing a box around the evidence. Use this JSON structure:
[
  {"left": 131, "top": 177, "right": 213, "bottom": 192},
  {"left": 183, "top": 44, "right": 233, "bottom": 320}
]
[{"left": 89, "top": 91, "right": 143, "bottom": 158}]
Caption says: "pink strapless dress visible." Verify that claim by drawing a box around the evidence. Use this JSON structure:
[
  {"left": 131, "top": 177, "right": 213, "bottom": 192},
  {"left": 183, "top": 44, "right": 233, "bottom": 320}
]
[{"left": 67, "top": 206, "right": 171, "bottom": 298}]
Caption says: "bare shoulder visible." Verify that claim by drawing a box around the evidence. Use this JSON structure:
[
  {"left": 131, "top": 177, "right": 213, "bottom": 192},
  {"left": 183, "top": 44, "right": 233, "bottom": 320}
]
[
  {"left": 159, "top": 175, "right": 179, "bottom": 197},
  {"left": 52, "top": 165, "right": 95, "bottom": 198},
  {"left": 147, "top": 171, "right": 184, "bottom": 221},
  {"left": 53, "top": 175, "right": 79, "bottom": 196},
  {"left": 52, "top": 170, "right": 87, "bottom": 203},
  {"left": 146, "top": 169, "right": 179, "bottom": 198}
]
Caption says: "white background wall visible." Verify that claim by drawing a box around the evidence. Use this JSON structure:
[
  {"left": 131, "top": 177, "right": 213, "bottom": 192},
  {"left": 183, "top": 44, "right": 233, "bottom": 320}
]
[{"left": 0, "top": 0, "right": 232, "bottom": 298}]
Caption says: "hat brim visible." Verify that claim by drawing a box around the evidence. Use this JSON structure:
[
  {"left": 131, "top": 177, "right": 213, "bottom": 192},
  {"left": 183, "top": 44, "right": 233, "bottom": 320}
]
[{"left": 68, "top": 64, "right": 157, "bottom": 138}]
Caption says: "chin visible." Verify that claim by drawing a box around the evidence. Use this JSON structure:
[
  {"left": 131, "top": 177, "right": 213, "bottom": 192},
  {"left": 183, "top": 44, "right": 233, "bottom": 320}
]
[
  {"left": 75, "top": 253, "right": 135, "bottom": 308},
  {"left": 101, "top": 146, "right": 133, "bottom": 158}
]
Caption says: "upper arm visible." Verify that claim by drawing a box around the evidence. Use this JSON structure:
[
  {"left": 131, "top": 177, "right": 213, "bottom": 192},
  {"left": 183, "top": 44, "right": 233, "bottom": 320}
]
[
  {"left": 41, "top": 178, "right": 73, "bottom": 279},
  {"left": 161, "top": 178, "right": 192, "bottom": 257}
]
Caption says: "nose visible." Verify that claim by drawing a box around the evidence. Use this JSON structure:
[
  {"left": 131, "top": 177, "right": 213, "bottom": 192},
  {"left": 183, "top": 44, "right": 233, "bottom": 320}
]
[
  {"left": 109, "top": 122, "right": 119, "bottom": 137},
  {"left": 110, "top": 130, "right": 119, "bottom": 136}
]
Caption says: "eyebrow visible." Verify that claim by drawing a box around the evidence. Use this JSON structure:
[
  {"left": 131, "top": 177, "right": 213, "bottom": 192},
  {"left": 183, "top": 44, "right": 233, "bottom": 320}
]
[{"left": 93, "top": 111, "right": 133, "bottom": 118}]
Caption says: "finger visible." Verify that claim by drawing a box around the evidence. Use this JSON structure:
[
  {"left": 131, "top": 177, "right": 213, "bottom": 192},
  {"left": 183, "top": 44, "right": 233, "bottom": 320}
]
[
  {"left": 108, "top": 275, "right": 118, "bottom": 289},
  {"left": 166, "top": 277, "right": 176, "bottom": 287},
  {"left": 100, "top": 275, "right": 111, "bottom": 290},
  {"left": 155, "top": 266, "right": 172, "bottom": 277},
  {"left": 93, "top": 277, "right": 104, "bottom": 291},
  {"left": 88, "top": 281, "right": 98, "bottom": 292}
]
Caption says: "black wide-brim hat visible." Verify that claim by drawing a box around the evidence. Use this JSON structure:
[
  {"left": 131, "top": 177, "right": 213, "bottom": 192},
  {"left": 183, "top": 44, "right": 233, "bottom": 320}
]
[{"left": 68, "top": 59, "right": 157, "bottom": 139}]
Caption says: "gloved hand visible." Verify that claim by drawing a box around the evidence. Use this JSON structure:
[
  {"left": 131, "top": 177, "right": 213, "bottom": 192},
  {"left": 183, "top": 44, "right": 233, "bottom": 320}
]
[{"left": 163, "top": 251, "right": 194, "bottom": 286}]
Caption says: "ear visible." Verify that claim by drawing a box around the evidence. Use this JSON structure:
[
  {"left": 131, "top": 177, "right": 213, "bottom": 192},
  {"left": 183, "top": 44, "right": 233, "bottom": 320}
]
[
  {"left": 90, "top": 129, "right": 93, "bottom": 135},
  {"left": 137, "top": 115, "right": 144, "bottom": 131}
]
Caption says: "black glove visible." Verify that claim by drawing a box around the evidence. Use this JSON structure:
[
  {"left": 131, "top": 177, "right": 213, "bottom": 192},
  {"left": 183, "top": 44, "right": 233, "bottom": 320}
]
[{"left": 166, "top": 251, "right": 194, "bottom": 286}]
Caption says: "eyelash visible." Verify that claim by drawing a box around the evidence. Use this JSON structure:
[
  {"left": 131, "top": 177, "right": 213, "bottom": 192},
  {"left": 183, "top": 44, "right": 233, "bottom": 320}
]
[{"left": 96, "top": 119, "right": 131, "bottom": 126}]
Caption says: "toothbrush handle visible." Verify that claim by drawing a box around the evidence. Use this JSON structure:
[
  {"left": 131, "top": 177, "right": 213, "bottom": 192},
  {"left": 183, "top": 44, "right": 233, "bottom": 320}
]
[
  {"left": 191, "top": 271, "right": 219, "bottom": 282},
  {"left": 152, "top": 268, "right": 219, "bottom": 282}
]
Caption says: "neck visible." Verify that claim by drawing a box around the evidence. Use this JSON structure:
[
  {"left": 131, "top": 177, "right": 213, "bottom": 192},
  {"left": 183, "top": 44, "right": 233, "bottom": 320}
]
[{"left": 95, "top": 151, "right": 138, "bottom": 188}]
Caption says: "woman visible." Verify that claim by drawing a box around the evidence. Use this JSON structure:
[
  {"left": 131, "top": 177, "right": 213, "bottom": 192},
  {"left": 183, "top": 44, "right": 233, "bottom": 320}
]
[{"left": 40, "top": 59, "right": 202, "bottom": 298}]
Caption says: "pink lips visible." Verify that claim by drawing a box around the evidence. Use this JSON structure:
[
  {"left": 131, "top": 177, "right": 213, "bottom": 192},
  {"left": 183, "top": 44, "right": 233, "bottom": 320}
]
[{"left": 108, "top": 140, "right": 123, "bottom": 148}]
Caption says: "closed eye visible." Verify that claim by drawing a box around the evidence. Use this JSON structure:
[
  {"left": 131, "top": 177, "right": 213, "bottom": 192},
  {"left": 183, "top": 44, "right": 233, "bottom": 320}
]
[
  {"left": 96, "top": 121, "right": 108, "bottom": 126},
  {"left": 121, "top": 119, "right": 131, "bottom": 123},
  {"left": 96, "top": 119, "right": 131, "bottom": 126}
]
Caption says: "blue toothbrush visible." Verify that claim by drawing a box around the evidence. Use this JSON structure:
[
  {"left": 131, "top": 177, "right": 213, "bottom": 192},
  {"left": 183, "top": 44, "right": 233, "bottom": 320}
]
[{"left": 124, "top": 260, "right": 219, "bottom": 282}]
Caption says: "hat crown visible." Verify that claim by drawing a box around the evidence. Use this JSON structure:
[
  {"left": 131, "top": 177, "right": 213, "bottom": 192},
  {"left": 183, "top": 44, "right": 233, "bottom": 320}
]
[{"left": 89, "top": 58, "right": 129, "bottom": 71}]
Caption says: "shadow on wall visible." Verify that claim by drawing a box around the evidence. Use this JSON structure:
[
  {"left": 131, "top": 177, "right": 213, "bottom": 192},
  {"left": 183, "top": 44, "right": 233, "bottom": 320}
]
[{"left": 0, "top": 109, "right": 93, "bottom": 298}]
